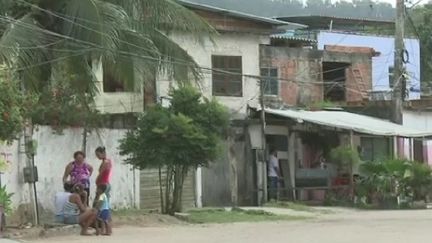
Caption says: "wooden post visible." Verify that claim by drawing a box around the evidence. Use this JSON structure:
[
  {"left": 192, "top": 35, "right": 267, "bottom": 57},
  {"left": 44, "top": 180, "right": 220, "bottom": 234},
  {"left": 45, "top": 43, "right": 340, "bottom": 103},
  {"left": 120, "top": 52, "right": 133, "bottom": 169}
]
[
  {"left": 392, "top": 0, "right": 405, "bottom": 124},
  {"left": 410, "top": 138, "right": 414, "bottom": 161},
  {"left": 349, "top": 131, "right": 355, "bottom": 200},
  {"left": 288, "top": 131, "right": 296, "bottom": 201},
  {"left": 394, "top": 136, "right": 399, "bottom": 158},
  {"left": 259, "top": 80, "right": 267, "bottom": 204}
]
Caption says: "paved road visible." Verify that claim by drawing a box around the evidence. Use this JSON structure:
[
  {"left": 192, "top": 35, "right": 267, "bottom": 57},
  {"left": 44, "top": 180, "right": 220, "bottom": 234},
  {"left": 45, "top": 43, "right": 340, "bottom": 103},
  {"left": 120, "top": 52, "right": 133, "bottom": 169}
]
[
  {"left": 0, "top": 239, "right": 21, "bottom": 243},
  {"left": 27, "top": 209, "right": 432, "bottom": 243}
]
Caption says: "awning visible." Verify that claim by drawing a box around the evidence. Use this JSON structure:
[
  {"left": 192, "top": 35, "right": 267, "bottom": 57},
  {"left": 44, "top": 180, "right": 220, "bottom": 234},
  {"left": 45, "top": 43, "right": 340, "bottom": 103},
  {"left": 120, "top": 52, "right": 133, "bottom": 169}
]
[{"left": 265, "top": 108, "right": 432, "bottom": 138}]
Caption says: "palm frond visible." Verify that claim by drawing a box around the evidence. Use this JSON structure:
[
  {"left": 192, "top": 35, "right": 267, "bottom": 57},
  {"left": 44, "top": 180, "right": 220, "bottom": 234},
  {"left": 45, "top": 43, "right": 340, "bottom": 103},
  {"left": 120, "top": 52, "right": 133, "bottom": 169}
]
[
  {"left": 105, "top": 29, "right": 160, "bottom": 91},
  {"left": 120, "top": 0, "right": 216, "bottom": 37},
  {"left": 0, "top": 13, "right": 55, "bottom": 91},
  {"left": 146, "top": 28, "right": 202, "bottom": 83},
  {"left": 60, "top": 0, "right": 129, "bottom": 58}
]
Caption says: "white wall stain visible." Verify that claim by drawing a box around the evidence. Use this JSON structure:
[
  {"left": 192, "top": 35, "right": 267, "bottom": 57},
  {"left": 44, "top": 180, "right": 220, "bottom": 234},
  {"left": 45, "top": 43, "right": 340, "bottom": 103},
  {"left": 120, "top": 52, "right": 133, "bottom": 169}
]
[{"left": 1, "top": 126, "right": 140, "bottom": 217}]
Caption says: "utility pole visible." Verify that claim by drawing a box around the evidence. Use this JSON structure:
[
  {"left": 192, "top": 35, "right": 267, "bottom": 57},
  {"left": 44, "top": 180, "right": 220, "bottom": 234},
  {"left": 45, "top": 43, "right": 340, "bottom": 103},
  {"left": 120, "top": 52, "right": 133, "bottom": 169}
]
[
  {"left": 259, "top": 79, "right": 267, "bottom": 205},
  {"left": 392, "top": 0, "right": 405, "bottom": 124}
]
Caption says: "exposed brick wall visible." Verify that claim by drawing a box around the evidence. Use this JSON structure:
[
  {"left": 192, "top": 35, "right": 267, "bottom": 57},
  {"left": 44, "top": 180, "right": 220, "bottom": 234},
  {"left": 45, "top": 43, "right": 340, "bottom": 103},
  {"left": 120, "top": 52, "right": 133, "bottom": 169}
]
[
  {"left": 346, "top": 63, "right": 373, "bottom": 103},
  {"left": 260, "top": 45, "right": 373, "bottom": 107},
  {"left": 324, "top": 45, "right": 378, "bottom": 56}
]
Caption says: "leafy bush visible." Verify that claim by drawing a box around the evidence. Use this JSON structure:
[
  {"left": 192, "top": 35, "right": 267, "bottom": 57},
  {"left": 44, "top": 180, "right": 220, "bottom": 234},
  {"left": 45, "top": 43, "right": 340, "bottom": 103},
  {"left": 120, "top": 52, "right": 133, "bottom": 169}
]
[
  {"left": 356, "top": 159, "right": 432, "bottom": 207},
  {"left": 0, "top": 76, "right": 32, "bottom": 142},
  {"left": 405, "top": 162, "right": 432, "bottom": 200},
  {"left": 0, "top": 186, "right": 14, "bottom": 214},
  {"left": 120, "top": 86, "right": 229, "bottom": 215},
  {"left": 330, "top": 146, "right": 361, "bottom": 168}
]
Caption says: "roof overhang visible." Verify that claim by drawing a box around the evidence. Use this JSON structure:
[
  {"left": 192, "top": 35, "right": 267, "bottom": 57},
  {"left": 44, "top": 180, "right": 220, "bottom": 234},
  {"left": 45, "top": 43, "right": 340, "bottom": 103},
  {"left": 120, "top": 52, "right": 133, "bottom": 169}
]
[
  {"left": 177, "top": 0, "right": 306, "bottom": 29},
  {"left": 270, "top": 33, "right": 317, "bottom": 43},
  {"left": 263, "top": 108, "right": 432, "bottom": 138},
  {"left": 276, "top": 15, "right": 394, "bottom": 30}
]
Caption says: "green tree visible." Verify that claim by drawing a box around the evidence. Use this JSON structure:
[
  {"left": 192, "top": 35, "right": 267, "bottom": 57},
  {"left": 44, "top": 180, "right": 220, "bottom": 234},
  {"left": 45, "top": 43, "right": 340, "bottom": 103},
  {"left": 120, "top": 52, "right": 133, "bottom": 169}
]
[
  {"left": 408, "top": 4, "right": 432, "bottom": 88},
  {"left": 0, "top": 0, "right": 214, "bottom": 95},
  {"left": 119, "top": 86, "right": 229, "bottom": 215},
  {"left": 0, "top": 68, "right": 34, "bottom": 142},
  {"left": 0, "top": 0, "right": 214, "bottom": 154}
]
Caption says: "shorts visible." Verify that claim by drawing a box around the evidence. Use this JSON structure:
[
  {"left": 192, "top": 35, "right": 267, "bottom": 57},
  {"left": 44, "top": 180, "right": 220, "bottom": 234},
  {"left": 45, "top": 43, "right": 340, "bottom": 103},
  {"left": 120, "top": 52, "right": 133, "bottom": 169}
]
[
  {"left": 64, "top": 214, "right": 79, "bottom": 225},
  {"left": 98, "top": 209, "right": 111, "bottom": 222}
]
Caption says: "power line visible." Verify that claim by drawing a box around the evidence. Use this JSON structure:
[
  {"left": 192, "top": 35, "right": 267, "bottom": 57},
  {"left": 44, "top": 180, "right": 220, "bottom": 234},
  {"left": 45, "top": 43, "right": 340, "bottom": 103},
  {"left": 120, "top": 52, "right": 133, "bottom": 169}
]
[
  {"left": 0, "top": 6, "right": 376, "bottom": 102},
  {"left": 1, "top": 1, "right": 388, "bottom": 88},
  {"left": 0, "top": 15, "right": 369, "bottom": 90}
]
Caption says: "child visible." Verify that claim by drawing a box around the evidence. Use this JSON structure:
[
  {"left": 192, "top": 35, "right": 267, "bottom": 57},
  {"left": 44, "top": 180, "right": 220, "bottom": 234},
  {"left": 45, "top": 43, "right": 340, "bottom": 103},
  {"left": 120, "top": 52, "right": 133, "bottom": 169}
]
[{"left": 95, "top": 184, "right": 112, "bottom": 236}]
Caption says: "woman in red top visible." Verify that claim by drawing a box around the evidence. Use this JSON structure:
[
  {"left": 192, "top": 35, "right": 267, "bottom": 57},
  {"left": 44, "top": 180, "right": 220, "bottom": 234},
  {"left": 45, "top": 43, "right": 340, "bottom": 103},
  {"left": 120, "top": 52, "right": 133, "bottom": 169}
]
[{"left": 94, "top": 147, "right": 112, "bottom": 205}]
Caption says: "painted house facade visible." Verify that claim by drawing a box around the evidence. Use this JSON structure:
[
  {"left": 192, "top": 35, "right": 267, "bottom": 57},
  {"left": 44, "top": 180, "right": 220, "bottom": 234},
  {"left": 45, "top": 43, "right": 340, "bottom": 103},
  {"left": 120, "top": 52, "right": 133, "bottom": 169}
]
[{"left": 152, "top": 1, "right": 304, "bottom": 207}]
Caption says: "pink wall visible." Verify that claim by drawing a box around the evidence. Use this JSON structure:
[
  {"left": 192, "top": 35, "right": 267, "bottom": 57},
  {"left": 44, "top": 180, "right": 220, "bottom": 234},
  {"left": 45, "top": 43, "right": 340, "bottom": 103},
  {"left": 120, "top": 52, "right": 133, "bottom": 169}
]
[{"left": 426, "top": 141, "right": 432, "bottom": 165}]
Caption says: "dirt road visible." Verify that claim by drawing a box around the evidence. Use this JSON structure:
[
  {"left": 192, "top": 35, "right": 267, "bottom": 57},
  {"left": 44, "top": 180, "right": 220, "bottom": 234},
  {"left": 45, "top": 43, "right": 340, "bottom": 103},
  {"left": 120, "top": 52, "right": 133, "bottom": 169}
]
[{"left": 26, "top": 209, "right": 432, "bottom": 243}]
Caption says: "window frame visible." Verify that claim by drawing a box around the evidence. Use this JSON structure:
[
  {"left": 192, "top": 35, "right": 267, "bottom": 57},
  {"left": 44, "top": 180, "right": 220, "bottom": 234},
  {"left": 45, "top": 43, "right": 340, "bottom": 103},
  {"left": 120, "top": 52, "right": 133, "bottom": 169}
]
[
  {"left": 260, "top": 67, "right": 279, "bottom": 96},
  {"left": 211, "top": 55, "right": 243, "bottom": 97}
]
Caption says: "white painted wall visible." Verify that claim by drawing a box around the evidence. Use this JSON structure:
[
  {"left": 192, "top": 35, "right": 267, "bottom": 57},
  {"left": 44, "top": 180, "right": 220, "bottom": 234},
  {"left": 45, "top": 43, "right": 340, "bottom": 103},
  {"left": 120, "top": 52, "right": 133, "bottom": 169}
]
[
  {"left": 403, "top": 110, "right": 432, "bottom": 164},
  {"left": 1, "top": 126, "right": 140, "bottom": 219},
  {"left": 158, "top": 33, "right": 268, "bottom": 118},
  {"left": 92, "top": 58, "right": 144, "bottom": 114},
  {"left": 403, "top": 110, "right": 432, "bottom": 132},
  {"left": 0, "top": 140, "right": 31, "bottom": 213}
]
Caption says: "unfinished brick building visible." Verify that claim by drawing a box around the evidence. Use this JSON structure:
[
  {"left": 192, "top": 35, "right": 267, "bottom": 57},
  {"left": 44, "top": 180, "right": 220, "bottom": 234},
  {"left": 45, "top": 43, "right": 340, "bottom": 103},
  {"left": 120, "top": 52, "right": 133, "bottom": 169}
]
[{"left": 260, "top": 39, "right": 379, "bottom": 107}]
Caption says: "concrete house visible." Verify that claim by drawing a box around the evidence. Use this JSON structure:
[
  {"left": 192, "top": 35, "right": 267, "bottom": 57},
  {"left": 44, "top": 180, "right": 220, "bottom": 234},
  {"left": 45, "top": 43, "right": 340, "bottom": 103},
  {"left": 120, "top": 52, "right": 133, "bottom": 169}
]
[
  {"left": 148, "top": 0, "right": 304, "bottom": 208},
  {"left": 0, "top": 0, "right": 308, "bottom": 223}
]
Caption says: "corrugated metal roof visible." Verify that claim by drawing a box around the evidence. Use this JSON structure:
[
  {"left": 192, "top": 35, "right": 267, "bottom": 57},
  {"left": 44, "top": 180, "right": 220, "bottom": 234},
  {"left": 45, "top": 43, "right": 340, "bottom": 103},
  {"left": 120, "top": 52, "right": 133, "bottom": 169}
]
[
  {"left": 271, "top": 33, "right": 317, "bottom": 43},
  {"left": 276, "top": 15, "right": 394, "bottom": 29},
  {"left": 177, "top": 0, "right": 306, "bottom": 28},
  {"left": 265, "top": 108, "right": 432, "bottom": 137}
]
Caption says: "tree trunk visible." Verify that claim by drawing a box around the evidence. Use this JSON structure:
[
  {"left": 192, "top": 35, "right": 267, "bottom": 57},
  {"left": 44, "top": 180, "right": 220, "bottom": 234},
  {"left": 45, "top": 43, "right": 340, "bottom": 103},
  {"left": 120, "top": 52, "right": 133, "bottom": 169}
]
[
  {"left": 164, "top": 165, "right": 173, "bottom": 214},
  {"left": 82, "top": 127, "right": 88, "bottom": 153},
  {"left": 170, "top": 165, "right": 188, "bottom": 215},
  {"left": 158, "top": 166, "right": 165, "bottom": 214}
]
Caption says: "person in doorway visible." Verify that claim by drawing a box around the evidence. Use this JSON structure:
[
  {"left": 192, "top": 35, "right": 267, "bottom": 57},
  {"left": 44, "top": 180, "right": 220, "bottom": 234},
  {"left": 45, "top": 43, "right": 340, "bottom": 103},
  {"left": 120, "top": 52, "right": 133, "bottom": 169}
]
[
  {"left": 63, "top": 151, "right": 93, "bottom": 205},
  {"left": 54, "top": 182, "right": 74, "bottom": 223},
  {"left": 63, "top": 184, "right": 97, "bottom": 236},
  {"left": 94, "top": 146, "right": 113, "bottom": 207},
  {"left": 268, "top": 149, "right": 281, "bottom": 201}
]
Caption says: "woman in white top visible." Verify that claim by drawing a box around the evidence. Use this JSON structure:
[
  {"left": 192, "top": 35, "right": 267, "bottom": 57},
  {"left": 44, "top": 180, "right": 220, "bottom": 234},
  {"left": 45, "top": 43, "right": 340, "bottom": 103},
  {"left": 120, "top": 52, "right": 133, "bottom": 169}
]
[
  {"left": 63, "top": 184, "right": 97, "bottom": 235},
  {"left": 54, "top": 183, "right": 73, "bottom": 223}
]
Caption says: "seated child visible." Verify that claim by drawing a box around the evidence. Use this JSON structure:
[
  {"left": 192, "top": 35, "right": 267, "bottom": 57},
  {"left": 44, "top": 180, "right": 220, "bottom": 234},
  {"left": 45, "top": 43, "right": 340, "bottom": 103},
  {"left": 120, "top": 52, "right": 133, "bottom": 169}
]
[{"left": 95, "top": 184, "right": 112, "bottom": 236}]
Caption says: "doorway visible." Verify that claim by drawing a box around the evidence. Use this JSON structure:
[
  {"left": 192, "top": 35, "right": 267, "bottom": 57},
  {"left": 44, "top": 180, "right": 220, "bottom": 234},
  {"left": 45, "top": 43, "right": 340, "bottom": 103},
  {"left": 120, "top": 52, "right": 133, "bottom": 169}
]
[{"left": 322, "top": 62, "right": 350, "bottom": 102}]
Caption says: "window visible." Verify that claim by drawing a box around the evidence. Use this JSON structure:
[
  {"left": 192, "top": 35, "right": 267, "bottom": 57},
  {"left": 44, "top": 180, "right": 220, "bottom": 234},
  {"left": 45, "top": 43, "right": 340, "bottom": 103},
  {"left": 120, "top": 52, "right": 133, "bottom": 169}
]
[
  {"left": 103, "top": 63, "right": 134, "bottom": 93},
  {"left": 360, "top": 137, "right": 390, "bottom": 162},
  {"left": 212, "top": 55, "right": 243, "bottom": 97},
  {"left": 261, "top": 68, "right": 279, "bottom": 96},
  {"left": 323, "top": 62, "right": 349, "bottom": 102},
  {"left": 388, "top": 66, "right": 395, "bottom": 88}
]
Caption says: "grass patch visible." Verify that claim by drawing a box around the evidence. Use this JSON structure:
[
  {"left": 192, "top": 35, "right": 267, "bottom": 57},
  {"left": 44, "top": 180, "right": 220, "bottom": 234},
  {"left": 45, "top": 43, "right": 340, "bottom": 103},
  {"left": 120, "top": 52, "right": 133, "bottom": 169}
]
[
  {"left": 264, "top": 201, "right": 333, "bottom": 214},
  {"left": 185, "top": 208, "right": 308, "bottom": 224},
  {"left": 265, "top": 201, "right": 315, "bottom": 212}
]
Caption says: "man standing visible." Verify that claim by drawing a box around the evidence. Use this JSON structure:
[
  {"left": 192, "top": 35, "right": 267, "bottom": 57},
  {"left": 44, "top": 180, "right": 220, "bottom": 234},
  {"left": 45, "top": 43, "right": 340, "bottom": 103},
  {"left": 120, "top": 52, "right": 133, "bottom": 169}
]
[{"left": 268, "top": 149, "right": 280, "bottom": 201}]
